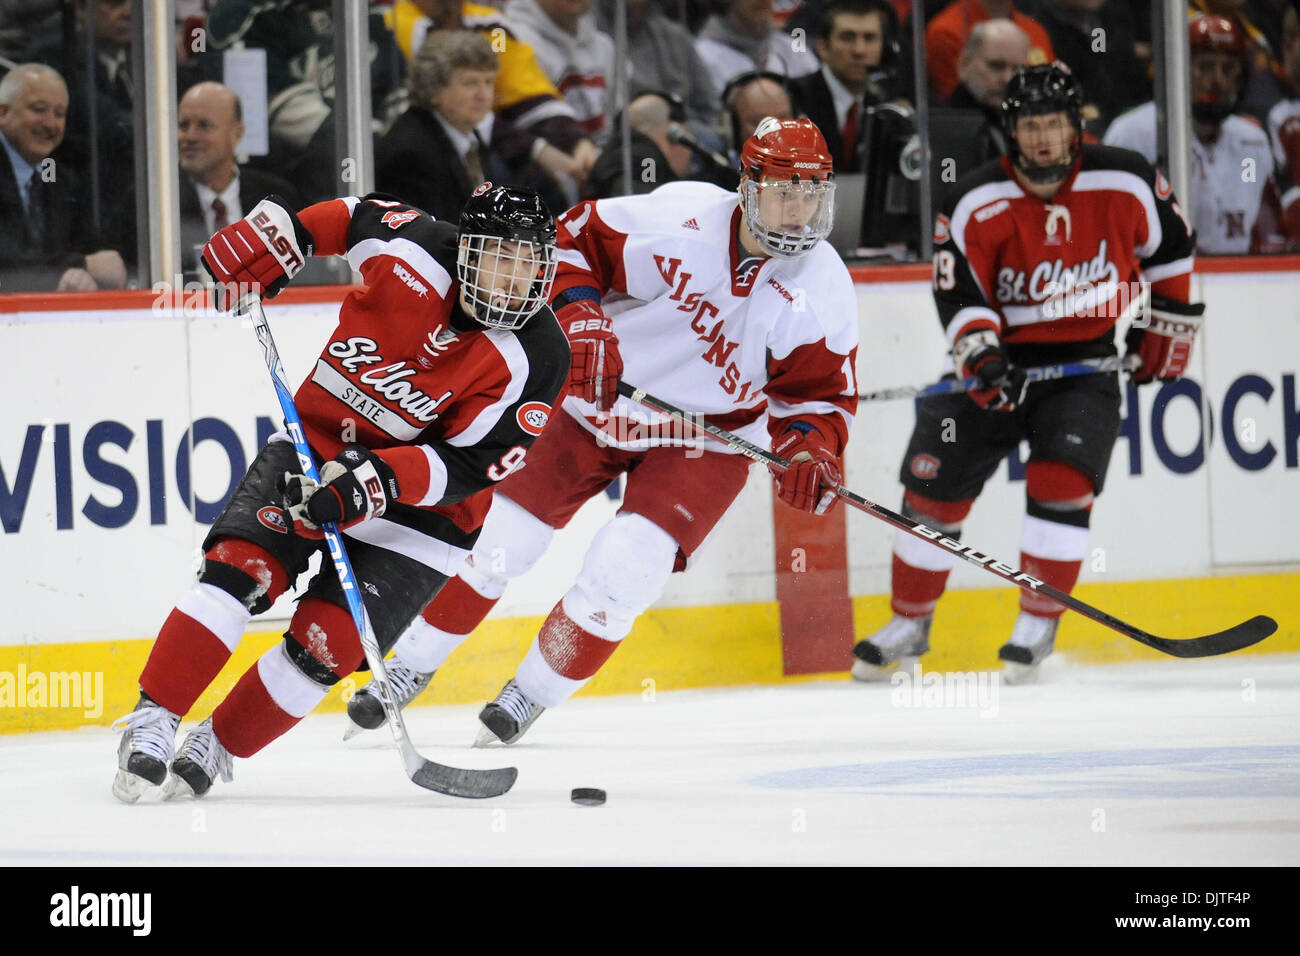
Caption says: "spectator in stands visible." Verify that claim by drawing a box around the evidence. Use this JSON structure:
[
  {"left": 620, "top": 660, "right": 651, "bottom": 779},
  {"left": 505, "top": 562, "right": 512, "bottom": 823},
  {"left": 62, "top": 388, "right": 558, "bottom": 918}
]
[
  {"left": 1105, "top": 13, "right": 1272, "bottom": 255},
  {"left": 585, "top": 90, "right": 694, "bottom": 198},
  {"left": 594, "top": 0, "right": 720, "bottom": 129},
  {"left": 385, "top": 1, "right": 601, "bottom": 196},
  {"left": 0, "top": 0, "right": 59, "bottom": 66},
  {"left": 0, "top": 63, "right": 125, "bottom": 292},
  {"left": 178, "top": 81, "right": 300, "bottom": 278},
  {"left": 925, "top": 0, "right": 1053, "bottom": 101},
  {"left": 376, "top": 31, "right": 512, "bottom": 223},
  {"left": 505, "top": 0, "right": 615, "bottom": 142},
  {"left": 1193, "top": 0, "right": 1286, "bottom": 123},
  {"left": 696, "top": 0, "right": 820, "bottom": 94},
  {"left": 706, "top": 70, "right": 797, "bottom": 191},
  {"left": 25, "top": 0, "right": 137, "bottom": 267},
  {"left": 203, "top": 0, "right": 406, "bottom": 204},
  {"left": 1253, "top": 0, "right": 1300, "bottom": 251},
  {"left": 1019, "top": 0, "right": 1148, "bottom": 136}
]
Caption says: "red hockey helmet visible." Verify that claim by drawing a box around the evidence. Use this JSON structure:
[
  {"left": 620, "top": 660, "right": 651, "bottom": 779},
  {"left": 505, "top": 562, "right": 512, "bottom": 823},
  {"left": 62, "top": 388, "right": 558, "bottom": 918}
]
[
  {"left": 738, "top": 117, "right": 836, "bottom": 258},
  {"left": 1189, "top": 13, "right": 1248, "bottom": 124}
]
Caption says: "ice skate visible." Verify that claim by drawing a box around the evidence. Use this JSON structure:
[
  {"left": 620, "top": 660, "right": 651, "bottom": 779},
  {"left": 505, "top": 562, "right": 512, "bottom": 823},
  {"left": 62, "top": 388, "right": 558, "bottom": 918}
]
[
  {"left": 163, "top": 717, "right": 233, "bottom": 798},
  {"left": 111, "top": 694, "right": 182, "bottom": 803},
  {"left": 851, "top": 615, "right": 931, "bottom": 681},
  {"left": 343, "top": 663, "right": 435, "bottom": 740},
  {"left": 997, "top": 612, "right": 1059, "bottom": 684},
  {"left": 474, "top": 679, "right": 544, "bottom": 746}
]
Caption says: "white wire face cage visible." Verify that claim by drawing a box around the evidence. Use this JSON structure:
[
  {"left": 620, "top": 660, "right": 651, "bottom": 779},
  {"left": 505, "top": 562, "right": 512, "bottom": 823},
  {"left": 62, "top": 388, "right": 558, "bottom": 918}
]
[
  {"left": 456, "top": 234, "right": 558, "bottom": 330},
  {"left": 742, "top": 178, "right": 836, "bottom": 259}
]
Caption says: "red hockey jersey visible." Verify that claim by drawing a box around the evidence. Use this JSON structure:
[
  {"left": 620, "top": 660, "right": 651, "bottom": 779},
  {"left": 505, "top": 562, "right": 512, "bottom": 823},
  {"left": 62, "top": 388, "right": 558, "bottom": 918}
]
[
  {"left": 933, "top": 145, "right": 1197, "bottom": 354},
  {"left": 291, "top": 196, "right": 569, "bottom": 546}
]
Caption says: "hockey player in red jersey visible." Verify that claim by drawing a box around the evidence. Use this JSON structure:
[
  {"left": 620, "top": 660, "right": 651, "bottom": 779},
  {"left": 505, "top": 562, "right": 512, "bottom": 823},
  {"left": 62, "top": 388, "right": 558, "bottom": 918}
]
[
  {"left": 111, "top": 184, "right": 569, "bottom": 801},
  {"left": 853, "top": 63, "right": 1203, "bottom": 683},
  {"left": 343, "top": 117, "right": 860, "bottom": 745}
]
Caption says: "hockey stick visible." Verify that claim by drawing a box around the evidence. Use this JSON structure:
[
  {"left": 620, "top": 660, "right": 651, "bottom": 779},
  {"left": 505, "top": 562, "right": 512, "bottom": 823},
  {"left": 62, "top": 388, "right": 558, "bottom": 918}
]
[
  {"left": 860, "top": 354, "right": 1141, "bottom": 402},
  {"left": 238, "top": 294, "right": 517, "bottom": 798},
  {"left": 616, "top": 381, "right": 1278, "bottom": 659}
]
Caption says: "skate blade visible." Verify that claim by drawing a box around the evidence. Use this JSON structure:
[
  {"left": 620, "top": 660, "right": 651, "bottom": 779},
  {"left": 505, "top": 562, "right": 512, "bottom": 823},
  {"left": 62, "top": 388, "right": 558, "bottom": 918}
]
[
  {"left": 472, "top": 724, "right": 504, "bottom": 748},
  {"left": 850, "top": 655, "right": 923, "bottom": 683},
  {"left": 342, "top": 718, "right": 368, "bottom": 741},
  {"left": 1000, "top": 659, "right": 1044, "bottom": 685},
  {"left": 161, "top": 772, "right": 199, "bottom": 801},
  {"left": 112, "top": 769, "right": 158, "bottom": 804}
]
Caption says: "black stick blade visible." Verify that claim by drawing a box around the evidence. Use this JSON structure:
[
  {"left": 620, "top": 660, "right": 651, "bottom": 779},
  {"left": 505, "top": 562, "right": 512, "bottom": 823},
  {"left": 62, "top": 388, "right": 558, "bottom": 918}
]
[
  {"left": 1143, "top": 615, "right": 1279, "bottom": 659},
  {"left": 411, "top": 761, "right": 518, "bottom": 798}
]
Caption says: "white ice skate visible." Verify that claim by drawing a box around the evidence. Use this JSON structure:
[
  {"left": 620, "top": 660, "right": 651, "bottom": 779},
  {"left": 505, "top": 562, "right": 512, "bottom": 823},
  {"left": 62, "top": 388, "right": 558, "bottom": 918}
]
[
  {"left": 163, "top": 717, "right": 233, "bottom": 798},
  {"left": 111, "top": 695, "right": 182, "bottom": 803},
  {"left": 343, "top": 663, "right": 435, "bottom": 740},
  {"left": 997, "top": 612, "right": 1059, "bottom": 684},
  {"left": 851, "top": 615, "right": 931, "bottom": 681},
  {"left": 474, "top": 679, "right": 544, "bottom": 746}
]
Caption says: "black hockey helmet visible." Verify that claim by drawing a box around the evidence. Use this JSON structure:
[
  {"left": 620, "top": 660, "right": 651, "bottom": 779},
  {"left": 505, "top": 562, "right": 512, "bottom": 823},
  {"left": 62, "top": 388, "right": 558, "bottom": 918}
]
[
  {"left": 1001, "top": 62, "right": 1084, "bottom": 184},
  {"left": 457, "top": 183, "right": 558, "bottom": 330}
]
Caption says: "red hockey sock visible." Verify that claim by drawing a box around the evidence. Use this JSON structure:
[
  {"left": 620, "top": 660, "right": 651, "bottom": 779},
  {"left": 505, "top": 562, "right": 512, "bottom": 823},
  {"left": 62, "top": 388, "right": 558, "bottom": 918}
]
[
  {"left": 421, "top": 574, "right": 500, "bottom": 636},
  {"left": 140, "top": 602, "right": 239, "bottom": 717},
  {"left": 211, "top": 663, "right": 303, "bottom": 759},
  {"left": 890, "top": 553, "right": 953, "bottom": 618},
  {"left": 1018, "top": 554, "right": 1082, "bottom": 618},
  {"left": 537, "top": 603, "right": 621, "bottom": 680}
]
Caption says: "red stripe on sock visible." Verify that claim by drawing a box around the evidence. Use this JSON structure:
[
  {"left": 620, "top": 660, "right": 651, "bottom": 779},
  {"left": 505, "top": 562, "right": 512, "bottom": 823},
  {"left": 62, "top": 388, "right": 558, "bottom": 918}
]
[
  {"left": 208, "top": 537, "right": 290, "bottom": 603},
  {"left": 903, "top": 491, "right": 974, "bottom": 527},
  {"left": 1018, "top": 553, "right": 1082, "bottom": 617},
  {"left": 211, "top": 663, "right": 302, "bottom": 758},
  {"left": 288, "top": 597, "right": 364, "bottom": 679},
  {"left": 421, "top": 574, "right": 500, "bottom": 637},
  {"left": 139, "top": 607, "right": 235, "bottom": 717},
  {"left": 890, "top": 553, "right": 951, "bottom": 618},
  {"left": 537, "top": 604, "right": 620, "bottom": 680}
]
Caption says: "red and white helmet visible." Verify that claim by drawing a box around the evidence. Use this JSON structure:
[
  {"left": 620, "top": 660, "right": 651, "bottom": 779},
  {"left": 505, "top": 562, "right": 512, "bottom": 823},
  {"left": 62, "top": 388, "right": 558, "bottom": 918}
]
[
  {"left": 1189, "top": 13, "right": 1248, "bottom": 124},
  {"left": 738, "top": 117, "right": 836, "bottom": 258}
]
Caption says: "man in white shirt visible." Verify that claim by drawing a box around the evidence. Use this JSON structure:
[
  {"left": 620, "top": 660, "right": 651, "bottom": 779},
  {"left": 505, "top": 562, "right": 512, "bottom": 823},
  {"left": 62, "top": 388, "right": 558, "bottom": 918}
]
[
  {"left": 697, "top": 0, "right": 820, "bottom": 95},
  {"left": 1104, "top": 13, "right": 1272, "bottom": 255}
]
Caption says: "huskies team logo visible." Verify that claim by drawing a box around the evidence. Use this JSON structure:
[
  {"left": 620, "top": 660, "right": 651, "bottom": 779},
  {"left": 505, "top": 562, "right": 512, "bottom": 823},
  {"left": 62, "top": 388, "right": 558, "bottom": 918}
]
[
  {"left": 381, "top": 210, "right": 419, "bottom": 229},
  {"left": 516, "top": 401, "right": 551, "bottom": 436},
  {"left": 910, "top": 454, "right": 940, "bottom": 480},
  {"left": 473, "top": 181, "right": 493, "bottom": 196},
  {"left": 257, "top": 506, "right": 288, "bottom": 533}
]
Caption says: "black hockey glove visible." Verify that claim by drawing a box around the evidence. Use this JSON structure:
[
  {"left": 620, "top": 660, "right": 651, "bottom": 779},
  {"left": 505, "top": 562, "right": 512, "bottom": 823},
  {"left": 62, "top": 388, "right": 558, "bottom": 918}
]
[
  {"left": 952, "top": 329, "right": 1028, "bottom": 412},
  {"left": 278, "top": 445, "right": 400, "bottom": 538}
]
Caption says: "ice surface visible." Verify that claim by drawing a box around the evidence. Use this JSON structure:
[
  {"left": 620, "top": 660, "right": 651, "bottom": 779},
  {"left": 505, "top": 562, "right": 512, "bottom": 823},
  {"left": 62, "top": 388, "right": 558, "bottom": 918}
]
[{"left": 2, "top": 654, "right": 1297, "bottom": 866}]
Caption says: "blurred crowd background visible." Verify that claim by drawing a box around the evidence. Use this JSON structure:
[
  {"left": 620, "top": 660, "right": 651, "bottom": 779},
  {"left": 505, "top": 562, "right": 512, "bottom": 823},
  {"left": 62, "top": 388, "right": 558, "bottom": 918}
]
[{"left": 1, "top": 0, "right": 1297, "bottom": 294}]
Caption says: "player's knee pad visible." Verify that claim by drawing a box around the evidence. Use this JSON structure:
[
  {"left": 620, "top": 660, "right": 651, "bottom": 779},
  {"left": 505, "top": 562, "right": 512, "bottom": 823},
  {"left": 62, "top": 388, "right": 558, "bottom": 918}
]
[
  {"left": 282, "top": 597, "right": 363, "bottom": 686},
  {"left": 567, "top": 513, "right": 678, "bottom": 641},
  {"left": 901, "top": 490, "right": 974, "bottom": 534},
  {"left": 1026, "top": 461, "right": 1094, "bottom": 528},
  {"left": 458, "top": 495, "right": 555, "bottom": 600},
  {"left": 198, "top": 538, "right": 290, "bottom": 615}
]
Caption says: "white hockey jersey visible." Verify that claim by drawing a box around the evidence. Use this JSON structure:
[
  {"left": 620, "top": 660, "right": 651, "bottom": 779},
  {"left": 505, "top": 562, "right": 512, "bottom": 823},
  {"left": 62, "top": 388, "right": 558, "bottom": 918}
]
[
  {"left": 1103, "top": 101, "right": 1273, "bottom": 255},
  {"left": 552, "top": 181, "right": 860, "bottom": 455}
]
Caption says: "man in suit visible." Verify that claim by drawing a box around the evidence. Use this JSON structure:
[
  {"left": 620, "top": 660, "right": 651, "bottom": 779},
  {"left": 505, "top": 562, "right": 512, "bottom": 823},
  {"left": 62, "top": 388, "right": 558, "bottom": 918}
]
[
  {"left": 376, "top": 30, "right": 511, "bottom": 223},
  {"left": 788, "top": 0, "right": 895, "bottom": 172},
  {"left": 177, "top": 81, "right": 300, "bottom": 277},
  {"left": 0, "top": 63, "right": 125, "bottom": 293}
]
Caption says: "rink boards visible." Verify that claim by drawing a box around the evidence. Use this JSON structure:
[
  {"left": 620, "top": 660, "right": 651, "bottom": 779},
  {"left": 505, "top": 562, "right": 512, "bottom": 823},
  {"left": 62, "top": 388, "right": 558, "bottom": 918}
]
[{"left": 2, "top": 259, "right": 1297, "bottom": 731}]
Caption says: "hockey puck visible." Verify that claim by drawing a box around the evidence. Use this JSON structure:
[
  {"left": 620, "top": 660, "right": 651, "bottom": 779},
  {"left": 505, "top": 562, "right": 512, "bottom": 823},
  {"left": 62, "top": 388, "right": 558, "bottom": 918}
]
[{"left": 571, "top": 787, "right": 606, "bottom": 806}]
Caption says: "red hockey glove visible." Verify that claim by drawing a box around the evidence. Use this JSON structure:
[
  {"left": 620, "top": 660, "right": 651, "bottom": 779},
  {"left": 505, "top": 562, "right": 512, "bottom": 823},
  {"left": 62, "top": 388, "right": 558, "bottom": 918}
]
[
  {"left": 1126, "top": 296, "right": 1205, "bottom": 384},
  {"left": 558, "top": 299, "right": 623, "bottom": 411},
  {"left": 952, "top": 329, "right": 1028, "bottom": 411},
  {"left": 770, "top": 423, "right": 843, "bottom": 515},
  {"left": 278, "top": 445, "right": 400, "bottom": 539},
  {"left": 200, "top": 196, "right": 313, "bottom": 311}
]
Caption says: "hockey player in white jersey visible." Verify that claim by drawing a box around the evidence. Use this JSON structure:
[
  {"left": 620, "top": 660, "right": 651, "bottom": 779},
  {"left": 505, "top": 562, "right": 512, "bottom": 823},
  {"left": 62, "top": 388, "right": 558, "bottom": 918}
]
[
  {"left": 1104, "top": 13, "right": 1272, "bottom": 255},
  {"left": 345, "top": 117, "right": 860, "bottom": 744}
]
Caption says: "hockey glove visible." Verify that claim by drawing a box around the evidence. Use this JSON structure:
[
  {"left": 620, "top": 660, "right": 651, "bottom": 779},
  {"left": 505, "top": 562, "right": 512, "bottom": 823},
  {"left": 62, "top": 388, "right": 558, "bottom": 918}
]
[
  {"left": 952, "top": 328, "right": 1028, "bottom": 411},
  {"left": 770, "top": 422, "right": 843, "bottom": 516},
  {"left": 1126, "top": 296, "right": 1205, "bottom": 384},
  {"left": 558, "top": 299, "right": 623, "bottom": 411},
  {"left": 278, "top": 445, "right": 400, "bottom": 539},
  {"left": 200, "top": 196, "right": 313, "bottom": 311}
]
